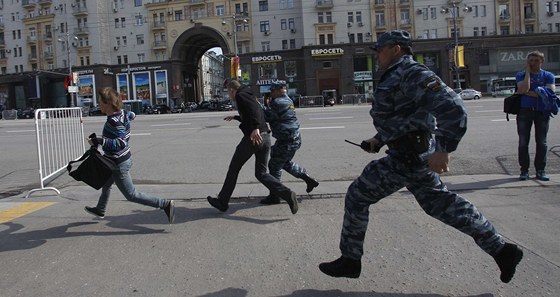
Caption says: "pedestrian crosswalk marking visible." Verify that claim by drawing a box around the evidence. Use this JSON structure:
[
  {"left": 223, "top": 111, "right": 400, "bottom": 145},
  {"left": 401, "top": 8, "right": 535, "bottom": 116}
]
[{"left": 0, "top": 202, "right": 56, "bottom": 224}]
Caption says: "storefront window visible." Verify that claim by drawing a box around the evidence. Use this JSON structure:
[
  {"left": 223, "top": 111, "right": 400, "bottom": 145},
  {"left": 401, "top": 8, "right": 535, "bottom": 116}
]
[
  {"left": 258, "top": 63, "right": 277, "bottom": 79},
  {"left": 285, "top": 61, "right": 297, "bottom": 77}
]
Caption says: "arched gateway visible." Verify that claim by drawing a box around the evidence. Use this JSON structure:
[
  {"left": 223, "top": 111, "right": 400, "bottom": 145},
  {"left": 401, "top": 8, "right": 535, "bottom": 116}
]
[{"left": 171, "top": 25, "right": 231, "bottom": 104}]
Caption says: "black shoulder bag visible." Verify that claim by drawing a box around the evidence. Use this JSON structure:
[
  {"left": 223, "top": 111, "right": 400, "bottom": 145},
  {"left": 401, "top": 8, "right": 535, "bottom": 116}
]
[
  {"left": 503, "top": 93, "right": 521, "bottom": 121},
  {"left": 67, "top": 134, "right": 117, "bottom": 190}
]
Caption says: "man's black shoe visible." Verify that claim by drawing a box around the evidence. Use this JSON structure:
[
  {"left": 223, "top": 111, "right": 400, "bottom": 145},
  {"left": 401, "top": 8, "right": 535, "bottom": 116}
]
[
  {"left": 84, "top": 206, "right": 105, "bottom": 218},
  {"left": 302, "top": 173, "right": 319, "bottom": 193},
  {"left": 164, "top": 200, "right": 175, "bottom": 224},
  {"left": 494, "top": 242, "right": 523, "bottom": 283},
  {"left": 319, "top": 256, "right": 361, "bottom": 278},
  {"left": 207, "top": 196, "right": 228, "bottom": 212},
  {"left": 260, "top": 195, "right": 281, "bottom": 205},
  {"left": 279, "top": 191, "right": 298, "bottom": 214}
]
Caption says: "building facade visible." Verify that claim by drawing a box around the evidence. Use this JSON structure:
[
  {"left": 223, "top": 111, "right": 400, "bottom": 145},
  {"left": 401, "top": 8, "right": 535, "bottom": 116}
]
[{"left": 0, "top": 0, "right": 559, "bottom": 111}]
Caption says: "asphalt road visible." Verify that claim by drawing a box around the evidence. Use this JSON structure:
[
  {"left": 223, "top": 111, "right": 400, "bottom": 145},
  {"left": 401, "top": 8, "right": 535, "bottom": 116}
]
[{"left": 1, "top": 98, "right": 559, "bottom": 296}]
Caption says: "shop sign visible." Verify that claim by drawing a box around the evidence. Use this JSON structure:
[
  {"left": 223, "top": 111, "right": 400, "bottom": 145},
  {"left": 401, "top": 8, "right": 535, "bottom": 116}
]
[
  {"left": 77, "top": 69, "right": 94, "bottom": 75},
  {"left": 256, "top": 79, "right": 277, "bottom": 85},
  {"left": 354, "top": 71, "right": 372, "bottom": 81},
  {"left": 120, "top": 65, "right": 162, "bottom": 73},
  {"left": 311, "top": 48, "right": 344, "bottom": 56},
  {"left": 252, "top": 55, "right": 282, "bottom": 63}
]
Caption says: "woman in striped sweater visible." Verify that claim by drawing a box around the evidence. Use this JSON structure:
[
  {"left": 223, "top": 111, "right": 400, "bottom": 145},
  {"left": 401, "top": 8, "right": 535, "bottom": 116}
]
[{"left": 84, "top": 87, "right": 175, "bottom": 223}]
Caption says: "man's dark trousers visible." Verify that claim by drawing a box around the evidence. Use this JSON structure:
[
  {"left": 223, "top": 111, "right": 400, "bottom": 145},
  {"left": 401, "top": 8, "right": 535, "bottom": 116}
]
[{"left": 219, "top": 132, "right": 290, "bottom": 202}]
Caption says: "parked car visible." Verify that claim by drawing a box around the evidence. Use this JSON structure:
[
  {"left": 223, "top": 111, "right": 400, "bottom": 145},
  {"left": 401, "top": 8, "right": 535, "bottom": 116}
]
[
  {"left": 155, "top": 104, "right": 170, "bottom": 114},
  {"left": 459, "top": 89, "right": 482, "bottom": 100},
  {"left": 17, "top": 108, "right": 35, "bottom": 119},
  {"left": 217, "top": 101, "right": 233, "bottom": 111},
  {"left": 88, "top": 106, "right": 104, "bottom": 116},
  {"left": 324, "top": 96, "right": 335, "bottom": 106}
]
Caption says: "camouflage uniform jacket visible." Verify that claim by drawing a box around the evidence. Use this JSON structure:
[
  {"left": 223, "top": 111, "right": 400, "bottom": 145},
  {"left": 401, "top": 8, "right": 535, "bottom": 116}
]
[
  {"left": 263, "top": 94, "right": 301, "bottom": 141},
  {"left": 371, "top": 55, "right": 467, "bottom": 153}
]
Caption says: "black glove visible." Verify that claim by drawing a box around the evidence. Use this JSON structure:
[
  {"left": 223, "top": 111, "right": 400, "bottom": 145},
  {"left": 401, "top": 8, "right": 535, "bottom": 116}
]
[{"left": 359, "top": 141, "right": 371, "bottom": 151}]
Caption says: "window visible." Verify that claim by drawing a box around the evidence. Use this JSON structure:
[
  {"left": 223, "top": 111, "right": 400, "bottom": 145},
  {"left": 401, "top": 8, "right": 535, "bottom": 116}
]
[
  {"left": 349, "top": 33, "right": 355, "bottom": 43},
  {"left": 401, "top": 10, "right": 410, "bottom": 22},
  {"left": 525, "top": 25, "right": 534, "bottom": 33},
  {"left": 285, "top": 61, "right": 297, "bottom": 77},
  {"left": 375, "top": 12, "right": 385, "bottom": 26},
  {"left": 282, "top": 40, "right": 288, "bottom": 49},
  {"left": 556, "top": 23, "right": 560, "bottom": 32},
  {"left": 260, "top": 21, "right": 270, "bottom": 32},
  {"left": 122, "top": 36, "right": 127, "bottom": 47},
  {"left": 357, "top": 33, "right": 363, "bottom": 43},
  {"left": 258, "top": 63, "right": 277, "bottom": 79},
  {"left": 500, "top": 25, "right": 510, "bottom": 35},
  {"left": 481, "top": 27, "right": 487, "bottom": 36},
  {"left": 288, "top": 18, "right": 294, "bottom": 29},
  {"left": 259, "top": 1, "right": 268, "bottom": 11},
  {"left": 317, "top": 12, "right": 332, "bottom": 23},
  {"left": 216, "top": 5, "right": 225, "bottom": 16},
  {"left": 480, "top": 5, "right": 486, "bottom": 17},
  {"left": 135, "top": 14, "right": 144, "bottom": 26},
  {"left": 289, "top": 39, "right": 295, "bottom": 49},
  {"left": 280, "top": 0, "right": 286, "bottom": 9},
  {"left": 423, "top": 8, "right": 428, "bottom": 20},
  {"left": 322, "top": 61, "right": 332, "bottom": 69},
  {"left": 287, "top": 0, "right": 293, "bottom": 8},
  {"left": 430, "top": 29, "right": 437, "bottom": 39},
  {"left": 319, "top": 34, "right": 325, "bottom": 45},
  {"left": 473, "top": 27, "right": 479, "bottom": 36},
  {"left": 356, "top": 11, "right": 362, "bottom": 23},
  {"left": 473, "top": 6, "right": 478, "bottom": 17},
  {"left": 117, "top": 56, "right": 122, "bottom": 65},
  {"left": 121, "top": 17, "right": 126, "bottom": 28},
  {"left": 135, "top": 0, "right": 142, "bottom": 6},
  {"left": 548, "top": 47, "right": 559, "bottom": 62},
  {"left": 123, "top": 55, "right": 128, "bottom": 64},
  {"left": 137, "top": 34, "right": 144, "bottom": 45},
  {"left": 423, "top": 29, "right": 429, "bottom": 39},
  {"left": 116, "top": 37, "right": 121, "bottom": 46},
  {"left": 281, "top": 19, "right": 287, "bottom": 30},
  {"left": 430, "top": 7, "right": 437, "bottom": 19},
  {"left": 115, "top": 18, "right": 119, "bottom": 28},
  {"left": 348, "top": 12, "right": 354, "bottom": 23},
  {"left": 175, "top": 10, "right": 183, "bottom": 21},
  {"left": 261, "top": 41, "right": 270, "bottom": 51},
  {"left": 499, "top": 5, "right": 509, "bottom": 19}
]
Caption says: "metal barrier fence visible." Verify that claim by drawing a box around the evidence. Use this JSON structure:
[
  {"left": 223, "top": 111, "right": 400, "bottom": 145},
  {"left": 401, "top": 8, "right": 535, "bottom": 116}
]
[
  {"left": 298, "top": 95, "right": 324, "bottom": 108},
  {"left": 26, "top": 108, "right": 86, "bottom": 198},
  {"left": 1, "top": 110, "right": 18, "bottom": 120},
  {"left": 340, "top": 94, "right": 367, "bottom": 105}
]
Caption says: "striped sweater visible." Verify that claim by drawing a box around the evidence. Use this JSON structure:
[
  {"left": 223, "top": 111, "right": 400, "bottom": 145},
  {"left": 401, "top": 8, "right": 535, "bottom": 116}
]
[{"left": 100, "top": 110, "right": 135, "bottom": 164}]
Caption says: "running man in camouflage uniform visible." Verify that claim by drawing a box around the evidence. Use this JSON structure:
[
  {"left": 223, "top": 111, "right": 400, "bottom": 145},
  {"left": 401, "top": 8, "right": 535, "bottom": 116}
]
[
  {"left": 319, "top": 30, "right": 523, "bottom": 284},
  {"left": 260, "top": 80, "right": 319, "bottom": 205}
]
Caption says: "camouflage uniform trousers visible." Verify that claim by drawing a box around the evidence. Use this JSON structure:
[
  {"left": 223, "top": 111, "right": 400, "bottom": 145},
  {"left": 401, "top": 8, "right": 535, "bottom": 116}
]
[
  {"left": 340, "top": 150, "right": 505, "bottom": 260},
  {"left": 268, "top": 137, "right": 306, "bottom": 181}
]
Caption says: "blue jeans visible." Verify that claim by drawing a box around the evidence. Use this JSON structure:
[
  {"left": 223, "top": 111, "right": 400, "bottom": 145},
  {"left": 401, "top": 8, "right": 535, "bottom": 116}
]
[
  {"left": 516, "top": 109, "right": 550, "bottom": 173},
  {"left": 96, "top": 158, "right": 166, "bottom": 212}
]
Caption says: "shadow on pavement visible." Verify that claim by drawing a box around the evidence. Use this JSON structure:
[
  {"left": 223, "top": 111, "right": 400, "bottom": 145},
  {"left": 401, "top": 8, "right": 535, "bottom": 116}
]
[
  {"left": 196, "top": 288, "right": 494, "bottom": 297},
  {"left": 446, "top": 177, "right": 519, "bottom": 191}
]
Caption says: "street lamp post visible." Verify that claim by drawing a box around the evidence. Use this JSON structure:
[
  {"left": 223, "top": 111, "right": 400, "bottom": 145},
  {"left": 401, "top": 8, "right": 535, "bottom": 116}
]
[
  {"left": 223, "top": 14, "right": 247, "bottom": 80},
  {"left": 58, "top": 33, "right": 78, "bottom": 107},
  {"left": 442, "top": 1, "right": 471, "bottom": 90}
]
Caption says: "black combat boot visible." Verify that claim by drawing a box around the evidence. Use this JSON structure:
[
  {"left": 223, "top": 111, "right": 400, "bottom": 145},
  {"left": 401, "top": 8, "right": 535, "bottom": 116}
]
[
  {"left": 493, "top": 242, "right": 523, "bottom": 283},
  {"left": 207, "top": 196, "right": 228, "bottom": 212},
  {"left": 301, "top": 173, "right": 319, "bottom": 193},
  {"left": 319, "top": 256, "right": 361, "bottom": 278},
  {"left": 279, "top": 190, "right": 298, "bottom": 214}
]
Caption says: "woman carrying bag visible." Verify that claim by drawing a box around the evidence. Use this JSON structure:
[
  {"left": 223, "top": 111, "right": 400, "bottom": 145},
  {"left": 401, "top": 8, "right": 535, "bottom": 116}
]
[{"left": 84, "top": 87, "right": 175, "bottom": 223}]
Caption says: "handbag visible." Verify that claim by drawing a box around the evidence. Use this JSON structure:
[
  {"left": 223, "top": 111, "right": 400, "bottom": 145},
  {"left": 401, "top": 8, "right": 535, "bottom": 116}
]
[
  {"left": 67, "top": 146, "right": 117, "bottom": 190},
  {"left": 503, "top": 93, "right": 521, "bottom": 121}
]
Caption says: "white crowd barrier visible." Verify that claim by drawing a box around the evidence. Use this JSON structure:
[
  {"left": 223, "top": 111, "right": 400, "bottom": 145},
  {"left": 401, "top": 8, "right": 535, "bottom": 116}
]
[{"left": 26, "top": 108, "right": 86, "bottom": 198}]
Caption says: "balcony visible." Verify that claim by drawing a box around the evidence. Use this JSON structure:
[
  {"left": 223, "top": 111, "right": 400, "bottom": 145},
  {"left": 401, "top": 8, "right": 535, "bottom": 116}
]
[
  {"left": 316, "top": 0, "right": 333, "bottom": 9},
  {"left": 0, "top": 39, "right": 5, "bottom": 47},
  {"left": 189, "top": 0, "right": 206, "bottom": 7},
  {"left": 499, "top": 14, "right": 511, "bottom": 23},
  {"left": 22, "top": 0, "right": 37, "bottom": 9},
  {"left": 28, "top": 53, "right": 39, "bottom": 62},
  {"left": 44, "top": 51, "right": 54, "bottom": 60},
  {"left": 400, "top": 19, "right": 411, "bottom": 28},
  {"left": 0, "top": 22, "right": 4, "bottom": 31},
  {"left": 399, "top": 0, "right": 410, "bottom": 7},
  {"left": 72, "top": 5, "right": 88, "bottom": 16},
  {"left": 374, "top": 0, "right": 385, "bottom": 8},
  {"left": 43, "top": 32, "right": 53, "bottom": 42},
  {"left": 524, "top": 12, "right": 536, "bottom": 21},
  {"left": 73, "top": 25, "right": 89, "bottom": 35},
  {"left": 151, "top": 21, "right": 166, "bottom": 30},
  {"left": 153, "top": 40, "right": 167, "bottom": 49},
  {"left": 27, "top": 35, "right": 38, "bottom": 44},
  {"left": 38, "top": 0, "right": 53, "bottom": 5}
]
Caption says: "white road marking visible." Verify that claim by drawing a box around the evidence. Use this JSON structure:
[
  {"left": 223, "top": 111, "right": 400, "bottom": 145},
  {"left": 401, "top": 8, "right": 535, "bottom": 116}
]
[
  {"left": 309, "top": 116, "right": 353, "bottom": 120},
  {"left": 131, "top": 133, "right": 152, "bottom": 136},
  {"left": 6, "top": 130, "right": 35, "bottom": 133},
  {"left": 151, "top": 123, "right": 191, "bottom": 127},
  {"left": 301, "top": 126, "right": 345, "bottom": 130}
]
